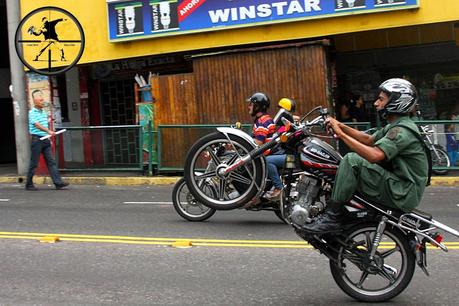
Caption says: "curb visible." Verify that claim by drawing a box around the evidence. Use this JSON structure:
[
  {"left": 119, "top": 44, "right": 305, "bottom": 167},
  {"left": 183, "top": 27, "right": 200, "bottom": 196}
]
[
  {"left": 0, "top": 176, "right": 181, "bottom": 186},
  {"left": 0, "top": 176, "right": 457, "bottom": 187},
  {"left": 429, "top": 177, "right": 459, "bottom": 187}
]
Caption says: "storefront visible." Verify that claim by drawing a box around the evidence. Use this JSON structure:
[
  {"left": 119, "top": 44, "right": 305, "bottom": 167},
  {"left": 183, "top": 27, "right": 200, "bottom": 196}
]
[
  {"left": 15, "top": 0, "right": 459, "bottom": 169},
  {"left": 16, "top": 0, "right": 458, "bottom": 121},
  {"left": 333, "top": 22, "right": 459, "bottom": 124}
]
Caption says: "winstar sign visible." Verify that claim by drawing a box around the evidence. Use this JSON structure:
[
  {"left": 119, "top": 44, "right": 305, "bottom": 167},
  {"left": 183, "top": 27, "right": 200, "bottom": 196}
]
[{"left": 107, "top": 0, "right": 419, "bottom": 42}]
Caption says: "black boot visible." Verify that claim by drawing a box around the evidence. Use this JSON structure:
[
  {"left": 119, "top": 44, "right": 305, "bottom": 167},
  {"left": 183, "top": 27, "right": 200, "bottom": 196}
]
[{"left": 301, "top": 200, "right": 345, "bottom": 234}]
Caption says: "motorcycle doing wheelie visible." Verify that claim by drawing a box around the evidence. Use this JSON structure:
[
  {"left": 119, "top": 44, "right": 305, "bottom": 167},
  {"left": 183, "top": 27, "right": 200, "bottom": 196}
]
[
  {"left": 183, "top": 106, "right": 459, "bottom": 302},
  {"left": 173, "top": 117, "right": 297, "bottom": 222}
]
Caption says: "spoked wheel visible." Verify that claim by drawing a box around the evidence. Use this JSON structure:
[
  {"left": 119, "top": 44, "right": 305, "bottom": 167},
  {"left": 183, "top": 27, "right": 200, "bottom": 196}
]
[
  {"left": 329, "top": 223, "right": 415, "bottom": 302},
  {"left": 172, "top": 178, "right": 216, "bottom": 222},
  {"left": 184, "top": 132, "right": 265, "bottom": 210},
  {"left": 431, "top": 146, "right": 450, "bottom": 175}
]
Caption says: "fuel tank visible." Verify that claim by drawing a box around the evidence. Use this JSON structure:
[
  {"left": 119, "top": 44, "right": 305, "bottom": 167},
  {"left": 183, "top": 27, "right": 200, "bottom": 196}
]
[{"left": 299, "top": 137, "right": 342, "bottom": 170}]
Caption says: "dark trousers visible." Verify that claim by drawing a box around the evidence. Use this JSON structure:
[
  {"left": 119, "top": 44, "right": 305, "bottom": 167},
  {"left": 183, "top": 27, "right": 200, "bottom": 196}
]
[{"left": 26, "top": 136, "right": 63, "bottom": 187}]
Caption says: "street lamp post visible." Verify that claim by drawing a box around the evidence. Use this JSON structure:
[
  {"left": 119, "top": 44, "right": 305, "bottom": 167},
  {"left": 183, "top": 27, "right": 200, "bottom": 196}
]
[{"left": 6, "top": 0, "right": 30, "bottom": 176}]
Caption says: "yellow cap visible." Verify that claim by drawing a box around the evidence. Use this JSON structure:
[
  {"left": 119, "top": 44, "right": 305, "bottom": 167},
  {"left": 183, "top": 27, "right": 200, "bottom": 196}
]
[{"left": 278, "top": 98, "right": 293, "bottom": 112}]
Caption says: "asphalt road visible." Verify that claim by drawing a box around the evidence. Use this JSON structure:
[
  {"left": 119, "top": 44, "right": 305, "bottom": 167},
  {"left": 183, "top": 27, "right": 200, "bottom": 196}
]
[{"left": 0, "top": 183, "right": 458, "bottom": 305}]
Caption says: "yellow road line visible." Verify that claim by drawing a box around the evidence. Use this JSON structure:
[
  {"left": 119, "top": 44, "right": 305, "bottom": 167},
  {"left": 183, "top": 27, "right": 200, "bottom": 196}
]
[
  {"left": 0, "top": 231, "right": 308, "bottom": 244},
  {"left": 0, "top": 231, "right": 458, "bottom": 249}
]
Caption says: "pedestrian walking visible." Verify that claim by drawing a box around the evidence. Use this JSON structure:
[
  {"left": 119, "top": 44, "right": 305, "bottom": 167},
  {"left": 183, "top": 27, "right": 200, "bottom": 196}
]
[{"left": 25, "top": 89, "right": 69, "bottom": 190}]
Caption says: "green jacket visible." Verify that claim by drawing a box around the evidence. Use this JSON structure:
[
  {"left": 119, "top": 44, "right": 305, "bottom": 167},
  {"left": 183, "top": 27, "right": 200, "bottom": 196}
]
[{"left": 372, "top": 116, "right": 428, "bottom": 211}]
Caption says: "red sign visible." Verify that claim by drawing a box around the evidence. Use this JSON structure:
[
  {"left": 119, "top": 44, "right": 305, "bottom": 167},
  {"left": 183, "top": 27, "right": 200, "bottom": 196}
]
[{"left": 178, "top": 0, "right": 206, "bottom": 22}]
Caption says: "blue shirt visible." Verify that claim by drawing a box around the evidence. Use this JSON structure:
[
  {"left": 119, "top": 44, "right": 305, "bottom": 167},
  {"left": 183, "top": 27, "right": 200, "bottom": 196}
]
[
  {"left": 446, "top": 133, "right": 457, "bottom": 151},
  {"left": 29, "top": 107, "right": 48, "bottom": 136}
]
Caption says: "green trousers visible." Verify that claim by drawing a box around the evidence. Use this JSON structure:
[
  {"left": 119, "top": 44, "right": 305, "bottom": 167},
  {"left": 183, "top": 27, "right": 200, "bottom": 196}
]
[{"left": 331, "top": 152, "right": 402, "bottom": 210}]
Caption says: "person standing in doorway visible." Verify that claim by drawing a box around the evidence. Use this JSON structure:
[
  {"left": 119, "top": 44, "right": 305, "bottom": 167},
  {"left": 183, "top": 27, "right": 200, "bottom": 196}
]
[
  {"left": 25, "top": 89, "right": 69, "bottom": 190},
  {"left": 350, "top": 95, "right": 369, "bottom": 122},
  {"left": 445, "top": 113, "right": 458, "bottom": 167},
  {"left": 338, "top": 102, "right": 356, "bottom": 123}
]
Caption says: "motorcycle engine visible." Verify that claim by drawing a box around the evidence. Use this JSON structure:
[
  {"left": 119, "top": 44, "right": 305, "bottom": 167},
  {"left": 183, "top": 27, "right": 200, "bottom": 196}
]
[{"left": 288, "top": 174, "right": 323, "bottom": 227}]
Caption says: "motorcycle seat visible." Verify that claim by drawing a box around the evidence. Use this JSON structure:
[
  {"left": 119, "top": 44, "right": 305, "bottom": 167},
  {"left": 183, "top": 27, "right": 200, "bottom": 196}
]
[
  {"left": 411, "top": 208, "right": 432, "bottom": 221},
  {"left": 352, "top": 194, "right": 432, "bottom": 221},
  {"left": 369, "top": 202, "right": 433, "bottom": 230},
  {"left": 352, "top": 194, "right": 399, "bottom": 215}
]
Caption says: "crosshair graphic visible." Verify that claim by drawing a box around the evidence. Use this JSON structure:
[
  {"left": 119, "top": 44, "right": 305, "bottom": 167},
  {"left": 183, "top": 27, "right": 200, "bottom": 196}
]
[{"left": 15, "top": 7, "right": 85, "bottom": 76}]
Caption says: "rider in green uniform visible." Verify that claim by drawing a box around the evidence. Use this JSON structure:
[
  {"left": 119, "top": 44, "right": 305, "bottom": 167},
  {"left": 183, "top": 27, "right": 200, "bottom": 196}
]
[{"left": 302, "top": 78, "right": 429, "bottom": 234}]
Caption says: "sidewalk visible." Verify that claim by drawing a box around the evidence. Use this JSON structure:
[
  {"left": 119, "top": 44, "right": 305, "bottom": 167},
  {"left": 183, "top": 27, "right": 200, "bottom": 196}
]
[
  {"left": 0, "top": 163, "right": 179, "bottom": 186},
  {"left": 0, "top": 163, "right": 458, "bottom": 187}
]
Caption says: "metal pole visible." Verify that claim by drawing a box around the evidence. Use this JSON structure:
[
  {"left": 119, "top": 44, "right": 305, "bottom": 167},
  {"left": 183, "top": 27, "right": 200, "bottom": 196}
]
[
  {"left": 139, "top": 126, "right": 144, "bottom": 173},
  {"left": 6, "top": 0, "right": 30, "bottom": 175},
  {"left": 148, "top": 120, "right": 152, "bottom": 176}
]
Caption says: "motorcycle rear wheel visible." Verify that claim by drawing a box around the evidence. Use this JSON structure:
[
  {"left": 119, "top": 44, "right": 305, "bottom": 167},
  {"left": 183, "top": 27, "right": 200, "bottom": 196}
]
[
  {"left": 329, "top": 223, "right": 415, "bottom": 302},
  {"left": 172, "top": 178, "right": 216, "bottom": 222},
  {"left": 184, "top": 132, "right": 265, "bottom": 210}
]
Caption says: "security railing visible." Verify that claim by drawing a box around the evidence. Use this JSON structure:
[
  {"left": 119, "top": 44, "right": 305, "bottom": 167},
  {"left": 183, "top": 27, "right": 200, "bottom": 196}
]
[
  {"left": 156, "top": 124, "right": 251, "bottom": 173},
  {"left": 55, "top": 120, "right": 459, "bottom": 175},
  {"left": 413, "top": 120, "right": 459, "bottom": 171},
  {"left": 55, "top": 125, "right": 145, "bottom": 173},
  {"left": 154, "top": 120, "right": 458, "bottom": 173}
]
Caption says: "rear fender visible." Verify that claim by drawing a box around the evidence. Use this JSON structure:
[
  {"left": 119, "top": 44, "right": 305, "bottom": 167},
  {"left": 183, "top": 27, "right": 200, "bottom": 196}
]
[{"left": 217, "top": 127, "right": 257, "bottom": 148}]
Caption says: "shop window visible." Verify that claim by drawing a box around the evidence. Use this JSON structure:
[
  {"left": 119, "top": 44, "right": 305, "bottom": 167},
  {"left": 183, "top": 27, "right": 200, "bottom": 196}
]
[{"left": 384, "top": 66, "right": 459, "bottom": 119}]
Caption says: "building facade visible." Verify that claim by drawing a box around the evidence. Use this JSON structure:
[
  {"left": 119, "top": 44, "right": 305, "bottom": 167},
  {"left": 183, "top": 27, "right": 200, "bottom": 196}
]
[{"left": 4, "top": 0, "right": 459, "bottom": 168}]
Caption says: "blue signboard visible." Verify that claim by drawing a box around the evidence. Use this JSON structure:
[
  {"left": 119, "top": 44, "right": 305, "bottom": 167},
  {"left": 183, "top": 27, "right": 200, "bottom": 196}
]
[{"left": 107, "top": 0, "right": 419, "bottom": 42}]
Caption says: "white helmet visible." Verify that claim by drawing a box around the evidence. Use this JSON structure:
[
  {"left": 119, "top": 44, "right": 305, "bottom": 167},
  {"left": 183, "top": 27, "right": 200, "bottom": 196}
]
[{"left": 378, "top": 78, "right": 418, "bottom": 116}]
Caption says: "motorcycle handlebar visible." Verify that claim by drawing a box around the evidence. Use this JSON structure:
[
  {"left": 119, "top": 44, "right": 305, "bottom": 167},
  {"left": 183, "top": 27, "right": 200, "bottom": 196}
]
[{"left": 263, "top": 107, "right": 331, "bottom": 137}]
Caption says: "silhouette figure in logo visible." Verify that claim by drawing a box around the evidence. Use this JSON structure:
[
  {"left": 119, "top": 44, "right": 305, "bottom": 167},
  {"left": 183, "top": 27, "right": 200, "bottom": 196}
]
[{"left": 28, "top": 17, "right": 67, "bottom": 61}]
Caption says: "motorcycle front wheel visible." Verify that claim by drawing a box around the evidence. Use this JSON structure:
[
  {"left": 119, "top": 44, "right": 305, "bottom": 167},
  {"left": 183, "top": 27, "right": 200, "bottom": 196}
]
[
  {"left": 184, "top": 132, "right": 265, "bottom": 210},
  {"left": 172, "top": 178, "right": 216, "bottom": 222},
  {"left": 329, "top": 223, "right": 415, "bottom": 302},
  {"left": 431, "top": 146, "right": 450, "bottom": 175}
]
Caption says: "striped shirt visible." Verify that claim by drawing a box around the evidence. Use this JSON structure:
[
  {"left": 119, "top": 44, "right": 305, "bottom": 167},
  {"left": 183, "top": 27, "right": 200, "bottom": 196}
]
[
  {"left": 29, "top": 107, "right": 48, "bottom": 136},
  {"left": 252, "top": 114, "right": 276, "bottom": 144}
]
